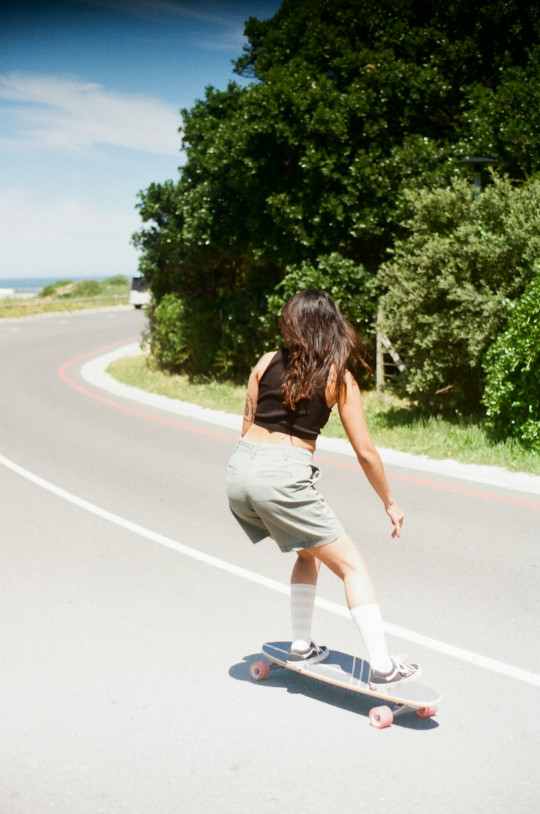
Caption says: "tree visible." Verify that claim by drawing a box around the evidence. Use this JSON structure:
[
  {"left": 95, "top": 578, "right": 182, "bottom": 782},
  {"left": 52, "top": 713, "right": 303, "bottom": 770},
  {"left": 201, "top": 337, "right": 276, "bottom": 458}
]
[{"left": 133, "top": 0, "right": 540, "bottom": 379}]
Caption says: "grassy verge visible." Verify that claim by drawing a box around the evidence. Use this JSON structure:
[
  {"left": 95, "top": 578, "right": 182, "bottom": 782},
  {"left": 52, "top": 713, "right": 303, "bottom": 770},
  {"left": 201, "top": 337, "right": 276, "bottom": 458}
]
[
  {"left": 108, "top": 354, "right": 540, "bottom": 475},
  {"left": 0, "top": 276, "right": 130, "bottom": 318}
]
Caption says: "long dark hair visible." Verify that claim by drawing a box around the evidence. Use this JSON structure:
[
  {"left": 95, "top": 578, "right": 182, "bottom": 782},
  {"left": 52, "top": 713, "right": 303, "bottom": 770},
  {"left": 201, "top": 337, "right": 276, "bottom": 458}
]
[{"left": 279, "top": 290, "right": 370, "bottom": 409}]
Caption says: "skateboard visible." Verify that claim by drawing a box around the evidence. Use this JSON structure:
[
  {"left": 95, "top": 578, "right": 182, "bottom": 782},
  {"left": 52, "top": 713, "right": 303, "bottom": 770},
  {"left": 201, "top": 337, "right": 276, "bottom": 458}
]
[{"left": 249, "top": 641, "right": 441, "bottom": 729}]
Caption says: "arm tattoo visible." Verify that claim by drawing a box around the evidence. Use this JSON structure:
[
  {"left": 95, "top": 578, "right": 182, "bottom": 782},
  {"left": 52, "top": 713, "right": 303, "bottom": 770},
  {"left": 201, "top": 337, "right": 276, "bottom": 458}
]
[{"left": 244, "top": 394, "right": 255, "bottom": 422}]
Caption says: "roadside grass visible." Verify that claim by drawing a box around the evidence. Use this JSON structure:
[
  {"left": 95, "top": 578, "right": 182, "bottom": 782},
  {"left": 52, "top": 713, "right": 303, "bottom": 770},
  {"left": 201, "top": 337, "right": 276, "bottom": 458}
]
[
  {"left": 0, "top": 276, "right": 130, "bottom": 318},
  {"left": 108, "top": 354, "right": 540, "bottom": 475}
]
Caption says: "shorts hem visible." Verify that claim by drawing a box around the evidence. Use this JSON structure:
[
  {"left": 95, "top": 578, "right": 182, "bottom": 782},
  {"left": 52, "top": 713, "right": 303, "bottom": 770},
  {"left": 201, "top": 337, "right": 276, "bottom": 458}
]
[{"left": 277, "top": 526, "right": 346, "bottom": 554}]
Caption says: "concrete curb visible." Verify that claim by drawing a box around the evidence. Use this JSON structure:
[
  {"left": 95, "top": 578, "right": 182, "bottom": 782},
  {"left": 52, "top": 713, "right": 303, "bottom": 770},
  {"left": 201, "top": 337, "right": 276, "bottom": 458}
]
[{"left": 81, "top": 342, "right": 540, "bottom": 496}]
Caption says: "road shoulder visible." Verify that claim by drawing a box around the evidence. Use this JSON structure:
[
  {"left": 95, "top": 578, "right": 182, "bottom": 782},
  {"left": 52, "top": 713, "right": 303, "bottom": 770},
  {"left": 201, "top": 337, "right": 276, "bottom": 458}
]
[{"left": 82, "top": 342, "right": 540, "bottom": 496}]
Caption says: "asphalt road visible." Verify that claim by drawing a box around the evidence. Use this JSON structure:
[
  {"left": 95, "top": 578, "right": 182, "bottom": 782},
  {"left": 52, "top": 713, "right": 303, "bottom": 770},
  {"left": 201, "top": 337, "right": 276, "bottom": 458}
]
[{"left": 1, "top": 307, "right": 539, "bottom": 814}]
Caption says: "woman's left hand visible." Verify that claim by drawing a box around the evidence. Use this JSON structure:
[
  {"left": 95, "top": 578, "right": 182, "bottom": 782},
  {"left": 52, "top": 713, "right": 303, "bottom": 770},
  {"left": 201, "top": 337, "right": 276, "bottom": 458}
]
[{"left": 385, "top": 502, "right": 404, "bottom": 539}]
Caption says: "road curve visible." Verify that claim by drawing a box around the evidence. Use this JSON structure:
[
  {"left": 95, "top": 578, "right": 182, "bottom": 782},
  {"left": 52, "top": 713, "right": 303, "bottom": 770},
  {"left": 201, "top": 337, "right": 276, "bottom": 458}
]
[{"left": 1, "top": 308, "right": 539, "bottom": 814}]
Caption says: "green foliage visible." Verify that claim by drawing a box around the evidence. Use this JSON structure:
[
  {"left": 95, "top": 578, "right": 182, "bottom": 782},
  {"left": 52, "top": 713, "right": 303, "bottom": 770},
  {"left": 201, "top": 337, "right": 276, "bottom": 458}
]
[
  {"left": 104, "top": 275, "right": 129, "bottom": 286},
  {"left": 2, "top": 276, "right": 129, "bottom": 318},
  {"left": 133, "top": 0, "right": 540, "bottom": 381},
  {"left": 132, "top": 180, "right": 188, "bottom": 302},
  {"left": 72, "top": 280, "right": 102, "bottom": 297},
  {"left": 482, "top": 269, "right": 540, "bottom": 450},
  {"left": 212, "top": 285, "right": 273, "bottom": 379},
  {"left": 145, "top": 289, "right": 268, "bottom": 380},
  {"left": 455, "top": 46, "right": 540, "bottom": 179},
  {"left": 379, "top": 174, "right": 540, "bottom": 413},
  {"left": 108, "top": 354, "right": 540, "bottom": 474},
  {"left": 39, "top": 278, "right": 127, "bottom": 299},
  {"left": 262, "top": 252, "right": 377, "bottom": 345},
  {"left": 39, "top": 280, "right": 73, "bottom": 297},
  {"left": 145, "top": 294, "right": 188, "bottom": 372}
]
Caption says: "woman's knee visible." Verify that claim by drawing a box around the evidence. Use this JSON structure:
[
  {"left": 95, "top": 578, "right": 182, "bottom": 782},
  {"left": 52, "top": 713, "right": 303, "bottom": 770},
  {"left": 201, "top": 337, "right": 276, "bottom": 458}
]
[{"left": 314, "top": 534, "right": 365, "bottom": 578}]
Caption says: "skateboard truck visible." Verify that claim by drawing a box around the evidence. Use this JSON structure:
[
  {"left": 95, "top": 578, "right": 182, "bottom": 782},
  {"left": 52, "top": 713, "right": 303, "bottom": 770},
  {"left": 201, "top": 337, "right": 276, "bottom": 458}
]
[{"left": 249, "top": 642, "right": 441, "bottom": 729}]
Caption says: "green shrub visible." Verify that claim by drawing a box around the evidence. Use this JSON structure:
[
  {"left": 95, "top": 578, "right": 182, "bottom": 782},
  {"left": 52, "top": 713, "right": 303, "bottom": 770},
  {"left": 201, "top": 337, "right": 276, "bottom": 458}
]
[
  {"left": 39, "top": 279, "right": 106, "bottom": 298},
  {"left": 262, "top": 252, "right": 377, "bottom": 354},
  {"left": 212, "top": 286, "right": 273, "bottom": 380},
  {"left": 145, "top": 294, "right": 188, "bottom": 372},
  {"left": 379, "top": 174, "right": 540, "bottom": 413},
  {"left": 72, "top": 279, "right": 102, "bottom": 297},
  {"left": 39, "top": 280, "right": 73, "bottom": 297},
  {"left": 104, "top": 275, "right": 129, "bottom": 286},
  {"left": 148, "top": 285, "right": 274, "bottom": 380},
  {"left": 482, "top": 270, "right": 540, "bottom": 450}
]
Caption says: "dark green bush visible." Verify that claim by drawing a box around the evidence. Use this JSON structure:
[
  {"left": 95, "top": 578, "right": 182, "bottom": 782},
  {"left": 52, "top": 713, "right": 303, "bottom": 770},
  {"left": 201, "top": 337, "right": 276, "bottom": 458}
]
[
  {"left": 263, "top": 253, "right": 377, "bottom": 341},
  {"left": 147, "top": 292, "right": 256, "bottom": 379},
  {"left": 145, "top": 294, "right": 188, "bottom": 372},
  {"left": 255, "top": 253, "right": 377, "bottom": 385},
  {"left": 482, "top": 269, "right": 540, "bottom": 450}
]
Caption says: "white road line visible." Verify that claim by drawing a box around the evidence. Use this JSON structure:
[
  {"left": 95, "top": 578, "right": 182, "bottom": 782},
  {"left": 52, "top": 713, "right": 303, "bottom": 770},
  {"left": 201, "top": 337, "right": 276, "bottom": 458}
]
[{"left": 2, "top": 450, "right": 540, "bottom": 688}]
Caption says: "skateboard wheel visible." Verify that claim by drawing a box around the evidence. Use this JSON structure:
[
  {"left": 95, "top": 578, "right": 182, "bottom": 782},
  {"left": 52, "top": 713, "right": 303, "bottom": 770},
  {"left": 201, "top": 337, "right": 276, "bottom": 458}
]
[
  {"left": 369, "top": 705, "right": 394, "bottom": 729},
  {"left": 249, "top": 661, "right": 271, "bottom": 681},
  {"left": 417, "top": 705, "right": 438, "bottom": 719}
]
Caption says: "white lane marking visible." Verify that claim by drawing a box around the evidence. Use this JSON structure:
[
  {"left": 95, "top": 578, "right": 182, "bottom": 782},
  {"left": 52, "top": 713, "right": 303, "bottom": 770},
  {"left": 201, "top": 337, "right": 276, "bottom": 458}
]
[{"left": 2, "top": 450, "right": 540, "bottom": 688}]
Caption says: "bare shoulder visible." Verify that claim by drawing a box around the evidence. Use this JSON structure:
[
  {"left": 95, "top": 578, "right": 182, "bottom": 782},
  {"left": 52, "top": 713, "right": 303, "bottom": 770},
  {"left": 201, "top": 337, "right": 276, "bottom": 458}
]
[
  {"left": 253, "top": 350, "right": 278, "bottom": 379},
  {"left": 326, "top": 367, "right": 360, "bottom": 408},
  {"left": 344, "top": 369, "right": 360, "bottom": 391}
]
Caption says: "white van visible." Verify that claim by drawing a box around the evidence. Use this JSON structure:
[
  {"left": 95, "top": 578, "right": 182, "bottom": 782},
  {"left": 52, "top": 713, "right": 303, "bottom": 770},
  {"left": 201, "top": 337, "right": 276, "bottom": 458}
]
[{"left": 129, "top": 276, "right": 151, "bottom": 309}]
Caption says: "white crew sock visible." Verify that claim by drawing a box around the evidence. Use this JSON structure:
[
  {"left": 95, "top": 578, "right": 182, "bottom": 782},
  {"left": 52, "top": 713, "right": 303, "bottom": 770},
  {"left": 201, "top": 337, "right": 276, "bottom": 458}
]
[
  {"left": 290, "top": 583, "right": 317, "bottom": 651},
  {"left": 350, "top": 603, "right": 393, "bottom": 673}
]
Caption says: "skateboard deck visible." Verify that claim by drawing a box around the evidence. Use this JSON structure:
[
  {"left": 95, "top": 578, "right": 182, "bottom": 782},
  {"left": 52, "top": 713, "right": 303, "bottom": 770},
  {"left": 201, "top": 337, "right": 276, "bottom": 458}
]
[{"left": 250, "top": 641, "right": 441, "bottom": 728}]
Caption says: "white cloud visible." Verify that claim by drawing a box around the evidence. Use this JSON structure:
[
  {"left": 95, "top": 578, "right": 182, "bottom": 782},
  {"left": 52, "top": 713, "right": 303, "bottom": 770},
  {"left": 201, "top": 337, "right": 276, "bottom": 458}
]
[
  {"left": 0, "top": 72, "right": 181, "bottom": 156},
  {"left": 0, "top": 189, "right": 141, "bottom": 278},
  {"left": 76, "top": 0, "right": 244, "bottom": 29},
  {"left": 75, "top": 0, "right": 248, "bottom": 51}
]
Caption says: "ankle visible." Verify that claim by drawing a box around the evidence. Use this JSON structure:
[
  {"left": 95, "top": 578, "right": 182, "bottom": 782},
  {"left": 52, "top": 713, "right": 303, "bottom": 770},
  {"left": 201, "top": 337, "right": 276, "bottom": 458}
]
[
  {"left": 291, "top": 638, "right": 311, "bottom": 652},
  {"left": 370, "top": 657, "right": 393, "bottom": 674}
]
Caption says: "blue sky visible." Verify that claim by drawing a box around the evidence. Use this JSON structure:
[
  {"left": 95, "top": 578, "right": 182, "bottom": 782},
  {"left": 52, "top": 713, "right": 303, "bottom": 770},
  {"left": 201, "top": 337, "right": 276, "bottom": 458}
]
[{"left": 0, "top": 0, "right": 282, "bottom": 279}]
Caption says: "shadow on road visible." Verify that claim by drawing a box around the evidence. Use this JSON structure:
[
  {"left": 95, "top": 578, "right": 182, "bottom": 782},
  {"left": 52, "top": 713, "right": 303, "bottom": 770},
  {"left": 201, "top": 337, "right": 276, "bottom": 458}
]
[{"left": 229, "top": 655, "right": 439, "bottom": 731}]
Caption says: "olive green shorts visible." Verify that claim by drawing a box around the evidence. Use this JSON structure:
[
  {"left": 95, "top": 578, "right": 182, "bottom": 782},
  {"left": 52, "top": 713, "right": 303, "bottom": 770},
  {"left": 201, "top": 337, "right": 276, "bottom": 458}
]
[{"left": 226, "top": 439, "right": 345, "bottom": 553}]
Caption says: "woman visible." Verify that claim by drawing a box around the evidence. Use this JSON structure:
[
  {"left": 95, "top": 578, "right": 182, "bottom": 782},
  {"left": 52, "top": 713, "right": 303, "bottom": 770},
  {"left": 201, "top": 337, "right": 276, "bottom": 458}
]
[{"left": 226, "top": 290, "right": 420, "bottom": 688}]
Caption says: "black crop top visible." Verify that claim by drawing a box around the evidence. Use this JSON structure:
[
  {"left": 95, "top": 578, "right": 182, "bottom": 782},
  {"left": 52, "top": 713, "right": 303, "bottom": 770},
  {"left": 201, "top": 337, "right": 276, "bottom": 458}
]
[{"left": 253, "top": 349, "right": 332, "bottom": 441}]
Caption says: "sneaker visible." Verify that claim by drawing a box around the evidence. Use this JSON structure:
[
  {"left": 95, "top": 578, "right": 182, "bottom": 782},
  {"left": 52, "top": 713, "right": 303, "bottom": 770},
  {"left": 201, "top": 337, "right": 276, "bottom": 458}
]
[
  {"left": 287, "top": 641, "right": 329, "bottom": 667},
  {"left": 369, "top": 656, "right": 421, "bottom": 690}
]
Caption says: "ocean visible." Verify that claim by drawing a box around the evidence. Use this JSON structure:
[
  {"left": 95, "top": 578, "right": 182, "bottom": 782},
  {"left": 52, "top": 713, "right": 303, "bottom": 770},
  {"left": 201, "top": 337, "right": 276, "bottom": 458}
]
[{"left": 0, "top": 276, "right": 110, "bottom": 297}]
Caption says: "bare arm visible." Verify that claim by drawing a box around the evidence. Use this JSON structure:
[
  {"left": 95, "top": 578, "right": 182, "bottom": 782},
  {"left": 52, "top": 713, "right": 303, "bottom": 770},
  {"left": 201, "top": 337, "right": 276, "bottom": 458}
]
[
  {"left": 241, "top": 352, "right": 277, "bottom": 437},
  {"left": 337, "top": 371, "right": 404, "bottom": 538}
]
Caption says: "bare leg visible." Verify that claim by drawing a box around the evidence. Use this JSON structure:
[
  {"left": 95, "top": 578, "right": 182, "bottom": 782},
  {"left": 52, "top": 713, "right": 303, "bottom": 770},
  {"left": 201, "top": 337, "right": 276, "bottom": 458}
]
[
  {"left": 291, "top": 551, "right": 321, "bottom": 585},
  {"left": 298, "top": 534, "right": 391, "bottom": 672},
  {"left": 305, "top": 533, "right": 377, "bottom": 608},
  {"left": 293, "top": 536, "right": 420, "bottom": 683}
]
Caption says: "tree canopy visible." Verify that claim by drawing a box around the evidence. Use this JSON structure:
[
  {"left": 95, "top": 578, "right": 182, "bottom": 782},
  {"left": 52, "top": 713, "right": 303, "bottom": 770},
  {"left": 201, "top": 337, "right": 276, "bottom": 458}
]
[{"left": 133, "top": 0, "right": 540, "bottom": 381}]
